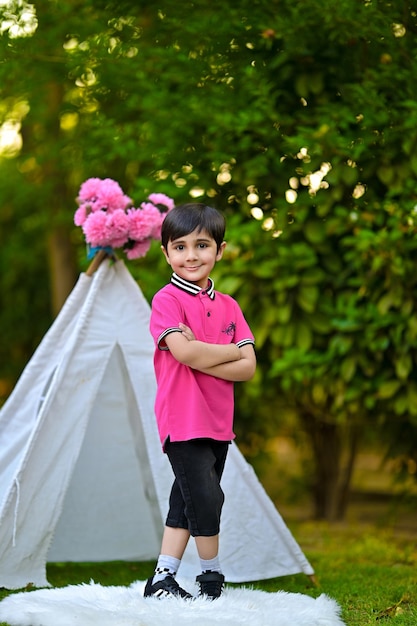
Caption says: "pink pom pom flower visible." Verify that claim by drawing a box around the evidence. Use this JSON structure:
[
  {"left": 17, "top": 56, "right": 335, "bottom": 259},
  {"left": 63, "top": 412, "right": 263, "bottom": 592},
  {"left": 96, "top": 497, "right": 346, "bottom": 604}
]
[
  {"left": 125, "top": 239, "right": 152, "bottom": 260},
  {"left": 75, "top": 177, "right": 175, "bottom": 261},
  {"left": 148, "top": 193, "right": 175, "bottom": 212},
  {"left": 78, "top": 177, "right": 132, "bottom": 213},
  {"left": 74, "top": 205, "right": 88, "bottom": 226},
  {"left": 105, "top": 209, "right": 130, "bottom": 248},
  {"left": 82, "top": 211, "right": 109, "bottom": 247}
]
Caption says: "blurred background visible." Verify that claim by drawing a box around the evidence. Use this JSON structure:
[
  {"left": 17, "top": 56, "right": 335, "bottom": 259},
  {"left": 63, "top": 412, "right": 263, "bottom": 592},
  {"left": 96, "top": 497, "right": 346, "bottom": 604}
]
[{"left": 1, "top": 0, "right": 416, "bottom": 528}]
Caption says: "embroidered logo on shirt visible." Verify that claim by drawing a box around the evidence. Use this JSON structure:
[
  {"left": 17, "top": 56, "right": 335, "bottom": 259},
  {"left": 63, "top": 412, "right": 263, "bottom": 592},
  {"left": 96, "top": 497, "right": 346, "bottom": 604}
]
[{"left": 222, "top": 321, "right": 236, "bottom": 336}]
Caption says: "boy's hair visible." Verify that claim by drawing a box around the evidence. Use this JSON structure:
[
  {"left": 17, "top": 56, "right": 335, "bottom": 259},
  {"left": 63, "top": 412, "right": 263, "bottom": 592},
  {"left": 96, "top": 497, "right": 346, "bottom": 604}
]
[{"left": 161, "top": 203, "right": 226, "bottom": 251}]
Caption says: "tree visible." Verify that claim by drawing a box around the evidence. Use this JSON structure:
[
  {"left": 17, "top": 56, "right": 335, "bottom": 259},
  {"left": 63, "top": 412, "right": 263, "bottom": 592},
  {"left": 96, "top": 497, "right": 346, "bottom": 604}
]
[
  {"left": 209, "top": 0, "right": 417, "bottom": 518},
  {"left": 2, "top": 0, "right": 417, "bottom": 518}
]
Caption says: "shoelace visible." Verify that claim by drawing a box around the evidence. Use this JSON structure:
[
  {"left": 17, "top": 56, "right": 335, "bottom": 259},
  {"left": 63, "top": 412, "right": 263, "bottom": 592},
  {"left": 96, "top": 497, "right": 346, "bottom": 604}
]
[
  {"left": 159, "top": 576, "right": 193, "bottom": 599},
  {"left": 196, "top": 572, "right": 224, "bottom": 599},
  {"left": 199, "top": 579, "right": 223, "bottom": 597}
]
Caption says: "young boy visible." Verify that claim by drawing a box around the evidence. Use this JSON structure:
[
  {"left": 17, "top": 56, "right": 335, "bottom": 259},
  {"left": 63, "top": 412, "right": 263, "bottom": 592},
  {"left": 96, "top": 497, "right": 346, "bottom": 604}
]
[{"left": 145, "top": 203, "right": 256, "bottom": 600}]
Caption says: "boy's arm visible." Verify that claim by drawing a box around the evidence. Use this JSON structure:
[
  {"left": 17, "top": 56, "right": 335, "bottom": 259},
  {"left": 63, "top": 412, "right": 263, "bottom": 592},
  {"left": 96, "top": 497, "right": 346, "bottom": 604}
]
[
  {"left": 164, "top": 329, "right": 241, "bottom": 369},
  {"left": 178, "top": 323, "right": 256, "bottom": 381},
  {"left": 198, "top": 343, "right": 256, "bottom": 381}
]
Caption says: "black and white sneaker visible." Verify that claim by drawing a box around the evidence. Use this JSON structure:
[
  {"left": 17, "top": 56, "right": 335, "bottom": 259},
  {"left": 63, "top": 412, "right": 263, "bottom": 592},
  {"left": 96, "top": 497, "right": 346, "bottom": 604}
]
[
  {"left": 144, "top": 575, "right": 194, "bottom": 600},
  {"left": 196, "top": 571, "right": 225, "bottom": 600}
]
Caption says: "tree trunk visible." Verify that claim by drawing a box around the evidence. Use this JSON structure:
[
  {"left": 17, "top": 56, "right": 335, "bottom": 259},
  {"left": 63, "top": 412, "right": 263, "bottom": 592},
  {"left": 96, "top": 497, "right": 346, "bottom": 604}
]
[
  {"left": 47, "top": 226, "right": 78, "bottom": 316},
  {"left": 300, "top": 409, "right": 359, "bottom": 521}
]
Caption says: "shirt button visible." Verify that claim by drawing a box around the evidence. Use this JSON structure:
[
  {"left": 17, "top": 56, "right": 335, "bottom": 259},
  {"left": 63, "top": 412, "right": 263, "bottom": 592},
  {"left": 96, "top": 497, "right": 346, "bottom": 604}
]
[{"left": 207, "top": 312, "right": 211, "bottom": 317}]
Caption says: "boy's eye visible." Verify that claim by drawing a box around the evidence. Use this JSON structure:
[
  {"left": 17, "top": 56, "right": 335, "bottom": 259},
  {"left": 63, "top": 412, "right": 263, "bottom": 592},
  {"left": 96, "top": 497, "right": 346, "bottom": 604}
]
[{"left": 198, "top": 243, "right": 207, "bottom": 249}]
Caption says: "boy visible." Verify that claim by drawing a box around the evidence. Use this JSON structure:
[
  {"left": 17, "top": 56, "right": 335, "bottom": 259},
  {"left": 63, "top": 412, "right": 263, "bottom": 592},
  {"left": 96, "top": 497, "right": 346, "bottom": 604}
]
[{"left": 145, "top": 203, "right": 256, "bottom": 600}]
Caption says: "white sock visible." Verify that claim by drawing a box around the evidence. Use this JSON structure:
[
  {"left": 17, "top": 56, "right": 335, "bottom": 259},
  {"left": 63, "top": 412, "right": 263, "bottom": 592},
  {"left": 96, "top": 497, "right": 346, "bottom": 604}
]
[
  {"left": 200, "top": 555, "right": 222, "bottom": 574},
  {"left": 152, "top": 554, "right": 181, "bottom": 584}
]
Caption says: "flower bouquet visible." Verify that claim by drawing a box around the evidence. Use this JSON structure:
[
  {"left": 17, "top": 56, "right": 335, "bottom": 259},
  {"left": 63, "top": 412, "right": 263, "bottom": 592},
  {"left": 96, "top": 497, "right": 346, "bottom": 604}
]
[{"left": 74, "top": 177, "right": 174, "bottom": 260}]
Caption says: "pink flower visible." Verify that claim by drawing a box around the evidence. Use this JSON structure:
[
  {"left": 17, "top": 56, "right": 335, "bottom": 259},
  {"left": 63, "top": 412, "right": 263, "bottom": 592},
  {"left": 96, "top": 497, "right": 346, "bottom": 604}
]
[
  {"left": 75, "top": 176, "right": 175, "bottom": 261},
  {"left": 78, "top": 178, "right": 132, "bottom": 213},
  {"left": 105, "top": 209, "right": 130, "bottom": 247},
  {"left": 82, "top": 211, "right": 109, "bottom": 247},
  {"left": 143, "top": 202, "right": 165, "bottom": 238},
  {"left": 77, "top": 178, "right": 103, "bottom": 204},
  {"left": 148, "top": 193, "right": 175, "bottom": 212},
  {"left": 128, "top": 204, "right": 160, "bottom": 240},
  {"left": 97, "top": 179, "right": 132, "bottom": 213},
  {"left": 125, "top": 239, "right": 152, "bottom": 260},
  {"left": 74, "top": 205, "right": 88, "bottom": 226},
  {"left": 151, "top": 211, "right": 165, "bottom": 239}
]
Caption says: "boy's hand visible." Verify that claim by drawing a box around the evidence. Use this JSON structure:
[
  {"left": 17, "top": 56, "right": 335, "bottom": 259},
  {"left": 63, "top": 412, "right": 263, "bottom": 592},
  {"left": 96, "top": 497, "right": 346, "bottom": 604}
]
[{"left": 179, "top": 323, "right": 196, "bottom": 341}]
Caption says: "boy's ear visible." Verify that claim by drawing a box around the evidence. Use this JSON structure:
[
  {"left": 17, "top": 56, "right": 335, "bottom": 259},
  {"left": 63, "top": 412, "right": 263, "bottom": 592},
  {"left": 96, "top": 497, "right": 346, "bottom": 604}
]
[
  {"left": 161, "top": 245, "right": 171, "bottom": 265},
  {"left": 216, "top": 241, "right": 227, "bottom": 261}
]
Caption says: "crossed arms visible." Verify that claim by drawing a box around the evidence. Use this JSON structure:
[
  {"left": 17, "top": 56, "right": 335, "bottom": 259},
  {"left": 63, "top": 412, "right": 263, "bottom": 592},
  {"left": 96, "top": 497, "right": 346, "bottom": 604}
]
[{"left": 164, "top": 323, "right": 256, "bottom": 382}]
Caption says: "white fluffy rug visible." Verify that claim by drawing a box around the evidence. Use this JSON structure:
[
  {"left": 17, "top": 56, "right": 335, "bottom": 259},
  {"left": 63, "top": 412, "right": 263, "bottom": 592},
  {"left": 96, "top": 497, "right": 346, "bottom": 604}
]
[{"left": 0, "top": 579, "right": 345, "bottom": 626}]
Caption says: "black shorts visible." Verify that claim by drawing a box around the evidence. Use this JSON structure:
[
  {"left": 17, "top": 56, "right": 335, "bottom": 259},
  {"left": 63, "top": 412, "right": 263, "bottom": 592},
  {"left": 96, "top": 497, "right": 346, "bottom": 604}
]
[{"left": 165, "top": 438, "right": 229, "bottom": 537}]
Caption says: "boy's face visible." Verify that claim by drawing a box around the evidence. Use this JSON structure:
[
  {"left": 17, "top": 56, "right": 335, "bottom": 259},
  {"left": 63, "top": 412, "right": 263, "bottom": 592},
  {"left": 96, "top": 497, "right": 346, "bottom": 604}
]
[{"left": 162, "top": 227, "right": 226, "bottom": 288}]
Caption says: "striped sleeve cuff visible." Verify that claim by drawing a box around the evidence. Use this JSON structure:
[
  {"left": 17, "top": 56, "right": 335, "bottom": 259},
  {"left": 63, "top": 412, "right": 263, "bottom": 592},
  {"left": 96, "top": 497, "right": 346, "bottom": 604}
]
[
  {"left": 157, "top": 327, "right": 182, "bottom": 350},
  {"left": 236, "top": 338, "right": 255, "bottom": 348}
]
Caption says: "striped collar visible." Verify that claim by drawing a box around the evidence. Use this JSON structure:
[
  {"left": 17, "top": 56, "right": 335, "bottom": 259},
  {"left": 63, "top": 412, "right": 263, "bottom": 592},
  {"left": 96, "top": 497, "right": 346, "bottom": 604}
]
[{"left": 171, "top": 273, "right": 215, "bottom": 300}]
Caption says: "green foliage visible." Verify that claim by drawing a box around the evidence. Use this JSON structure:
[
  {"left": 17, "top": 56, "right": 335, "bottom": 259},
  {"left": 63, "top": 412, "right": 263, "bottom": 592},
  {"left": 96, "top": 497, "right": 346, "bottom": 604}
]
[
  {"left": 0, "top": 160, "right": 52, "bottom": 398},
  {"left": 205, "top": 1, "right": 417, "bottom": 502},
  {"left": 2, "top": 0, "right": 417, "bottom": 507}
]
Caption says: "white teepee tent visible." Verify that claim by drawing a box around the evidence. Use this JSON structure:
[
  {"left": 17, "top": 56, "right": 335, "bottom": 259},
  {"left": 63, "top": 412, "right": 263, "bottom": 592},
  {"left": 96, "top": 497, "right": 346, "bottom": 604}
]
[{"left": 0, "top": 257, "right": 314, "bottom": 590}]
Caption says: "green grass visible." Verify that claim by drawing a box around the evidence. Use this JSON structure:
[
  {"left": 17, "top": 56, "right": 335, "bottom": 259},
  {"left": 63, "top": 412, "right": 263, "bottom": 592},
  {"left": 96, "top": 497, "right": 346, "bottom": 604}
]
[
  {"left": 274, "top": 521, "right": 417, "bottom": 625},
  {"left": 0, "top": 521, "right": 416, "bottom": 625}
]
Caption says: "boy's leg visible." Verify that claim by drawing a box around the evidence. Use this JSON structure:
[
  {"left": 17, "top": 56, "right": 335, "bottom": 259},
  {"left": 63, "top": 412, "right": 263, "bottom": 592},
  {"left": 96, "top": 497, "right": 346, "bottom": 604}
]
[
  {"left": 195, "top": 533, "right": 224, "bottom": 600},
  {"left": 150, "top": 474, "right": 191, "bottom": 582},
  {"left": 161, "top": 526, "right": 190, "bottom": 559},
  {"left": 144, "top": 528, "right": 193, "bottom": 599},
  {"left": 165, "top": 440, "right": 228, "bottom": 599},
  {"left": 151, "top": 527, "right": 190, "bottom": 584},
  {"left": 144, "top": 485, "right": 193, "bottom": 599},
  {"left": 195, "top": 534, "right": 219, "bottom": 560},
  {"left": 165, "top": 439, "right": 228, "bottom": 537}
]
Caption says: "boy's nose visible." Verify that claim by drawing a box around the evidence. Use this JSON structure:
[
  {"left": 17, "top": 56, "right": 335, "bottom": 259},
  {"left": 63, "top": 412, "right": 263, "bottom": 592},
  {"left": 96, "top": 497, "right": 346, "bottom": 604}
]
[{"left": 186, "top": 248, "right": 198, "bottom": 260}]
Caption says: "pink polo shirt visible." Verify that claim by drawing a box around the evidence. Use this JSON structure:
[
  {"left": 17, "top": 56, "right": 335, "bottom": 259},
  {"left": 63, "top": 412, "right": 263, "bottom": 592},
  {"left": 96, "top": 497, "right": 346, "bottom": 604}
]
[{"left": 150, "top": 272, "right": 255, "bottom": 449}]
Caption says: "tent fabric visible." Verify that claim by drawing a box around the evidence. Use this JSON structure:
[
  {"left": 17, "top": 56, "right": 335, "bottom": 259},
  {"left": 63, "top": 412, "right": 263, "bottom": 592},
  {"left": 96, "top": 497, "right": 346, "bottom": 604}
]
[{"left": 0, "top": 259, "right": 314, "bottom": 590}]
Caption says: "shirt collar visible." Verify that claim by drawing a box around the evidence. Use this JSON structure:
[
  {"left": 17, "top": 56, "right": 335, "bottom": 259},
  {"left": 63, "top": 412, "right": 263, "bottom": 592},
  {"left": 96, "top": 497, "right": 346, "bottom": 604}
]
[{"left": 171, "top": 273, "right": 215, "bottom": 300}]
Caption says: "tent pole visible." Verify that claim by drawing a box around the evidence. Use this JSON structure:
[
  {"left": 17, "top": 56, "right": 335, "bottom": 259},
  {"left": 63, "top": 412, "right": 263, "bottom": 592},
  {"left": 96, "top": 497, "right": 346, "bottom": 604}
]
[{"left": 85, "top": 249, "right": 109, "bottom": 277}]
